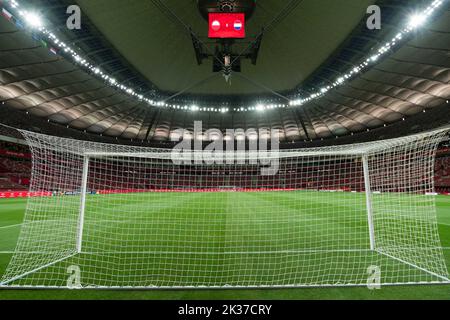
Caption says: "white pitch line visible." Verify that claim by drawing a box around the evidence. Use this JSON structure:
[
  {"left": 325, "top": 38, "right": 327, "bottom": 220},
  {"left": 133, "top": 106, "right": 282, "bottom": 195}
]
[
  {"left": 0, "top": 223, "right": 23, "bottom": 230},
  {"left": 439, "top": 222, "right": 450, "bottom": 227}
]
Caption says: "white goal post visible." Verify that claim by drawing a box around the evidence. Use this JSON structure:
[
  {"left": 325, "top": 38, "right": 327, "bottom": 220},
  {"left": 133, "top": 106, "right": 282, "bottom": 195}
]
[{"left": 1, "top": 127, "right": 449, "bottom": 288}]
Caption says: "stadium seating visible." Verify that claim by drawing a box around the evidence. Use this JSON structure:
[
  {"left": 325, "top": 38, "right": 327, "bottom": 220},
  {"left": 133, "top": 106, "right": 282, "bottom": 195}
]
[
  {"left": 0, "top": 142, "right": 31, "bottom": 191},
  {"left": 436, "top": 155, "right": 450, "bottom": 193},
  {"left": 0, "top": 136, "right": 449, "bottom": 194}
]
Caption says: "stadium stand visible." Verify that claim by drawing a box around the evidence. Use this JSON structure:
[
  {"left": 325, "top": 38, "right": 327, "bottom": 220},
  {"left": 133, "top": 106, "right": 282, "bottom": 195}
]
[
  {"left": 436, "top": 147, "right": 450, "bottom": 194},
  {"left": 0, "top": 141, "right": 31, "bottom": 191},
  {"left": 0, "top": 135, "right": 448, "bottom": 195}
]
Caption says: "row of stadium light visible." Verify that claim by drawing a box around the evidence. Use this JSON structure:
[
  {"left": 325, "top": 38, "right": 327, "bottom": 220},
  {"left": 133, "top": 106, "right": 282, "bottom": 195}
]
[
  {"left": 2, "top": 0, "right": 447, "bottom": 114},
  {"left": 289, "top": 0, "right": 446, "bottom": 107}
]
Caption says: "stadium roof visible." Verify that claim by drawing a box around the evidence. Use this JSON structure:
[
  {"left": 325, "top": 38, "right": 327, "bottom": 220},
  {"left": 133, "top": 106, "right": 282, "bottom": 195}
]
[
  {"left": 74, "top": 0, "right": 375, "bottom": 96},
  {"left": 0, "top": 0, "right": 449, "bottom": 143}
]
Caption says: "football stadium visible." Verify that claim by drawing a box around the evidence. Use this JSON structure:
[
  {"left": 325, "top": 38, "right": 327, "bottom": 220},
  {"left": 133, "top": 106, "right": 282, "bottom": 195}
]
[{"left": 0, "top": 0, "right": 449, "bottom": 301}]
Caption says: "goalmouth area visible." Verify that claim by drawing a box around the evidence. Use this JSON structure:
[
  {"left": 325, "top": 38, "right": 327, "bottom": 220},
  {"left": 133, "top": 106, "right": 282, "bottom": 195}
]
[{"left": 0, "top": 127, "right": 449, "bottom": 289}]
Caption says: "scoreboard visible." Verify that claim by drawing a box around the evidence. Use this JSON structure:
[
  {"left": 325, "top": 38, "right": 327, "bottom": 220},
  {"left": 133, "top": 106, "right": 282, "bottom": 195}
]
[{"left": 208, "top": 13, "right": 245, "bottom": 39}]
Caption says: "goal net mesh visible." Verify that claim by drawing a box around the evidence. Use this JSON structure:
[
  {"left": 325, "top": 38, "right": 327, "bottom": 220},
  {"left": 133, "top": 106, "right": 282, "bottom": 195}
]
[{"left": 1, "top": 128, "right": 449, "bottom": 288}]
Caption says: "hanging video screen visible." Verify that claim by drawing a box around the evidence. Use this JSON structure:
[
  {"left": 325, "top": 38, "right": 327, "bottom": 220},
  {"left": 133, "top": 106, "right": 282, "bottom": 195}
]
[{"left": 208, "top": 13, "right": 246, "bottom": 39}]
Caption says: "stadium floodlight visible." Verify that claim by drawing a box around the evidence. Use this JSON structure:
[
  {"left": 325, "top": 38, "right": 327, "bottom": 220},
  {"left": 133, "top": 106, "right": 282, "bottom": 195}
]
[
  {"left": 408, "top": 13, "right": 428, "bottom": 29},
  {"left": 1, "top": 127, "right": 450, "bottom": 288},
  {"left": 23, "top": 11, "right": 43, "bottom": 28},
  {"left": 256, "top": 104, "right": 265, "bottom": 111}
]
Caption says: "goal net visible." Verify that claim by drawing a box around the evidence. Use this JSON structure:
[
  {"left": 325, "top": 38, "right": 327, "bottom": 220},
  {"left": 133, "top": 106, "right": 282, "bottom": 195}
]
[{"left": 1, "top": 128, "right": 449, "bottom": 288}]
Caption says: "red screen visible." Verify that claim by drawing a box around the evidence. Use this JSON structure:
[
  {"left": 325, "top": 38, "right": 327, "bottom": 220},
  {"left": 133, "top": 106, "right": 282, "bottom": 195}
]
[{"left": 208, "top": 13, "right": 245, "bottom": 39}]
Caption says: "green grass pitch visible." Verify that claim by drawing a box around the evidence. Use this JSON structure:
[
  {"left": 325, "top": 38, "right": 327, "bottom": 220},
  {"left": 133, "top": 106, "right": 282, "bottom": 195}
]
[{"left": 0, "top": 193, "right": 449, "bottom": 299}]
